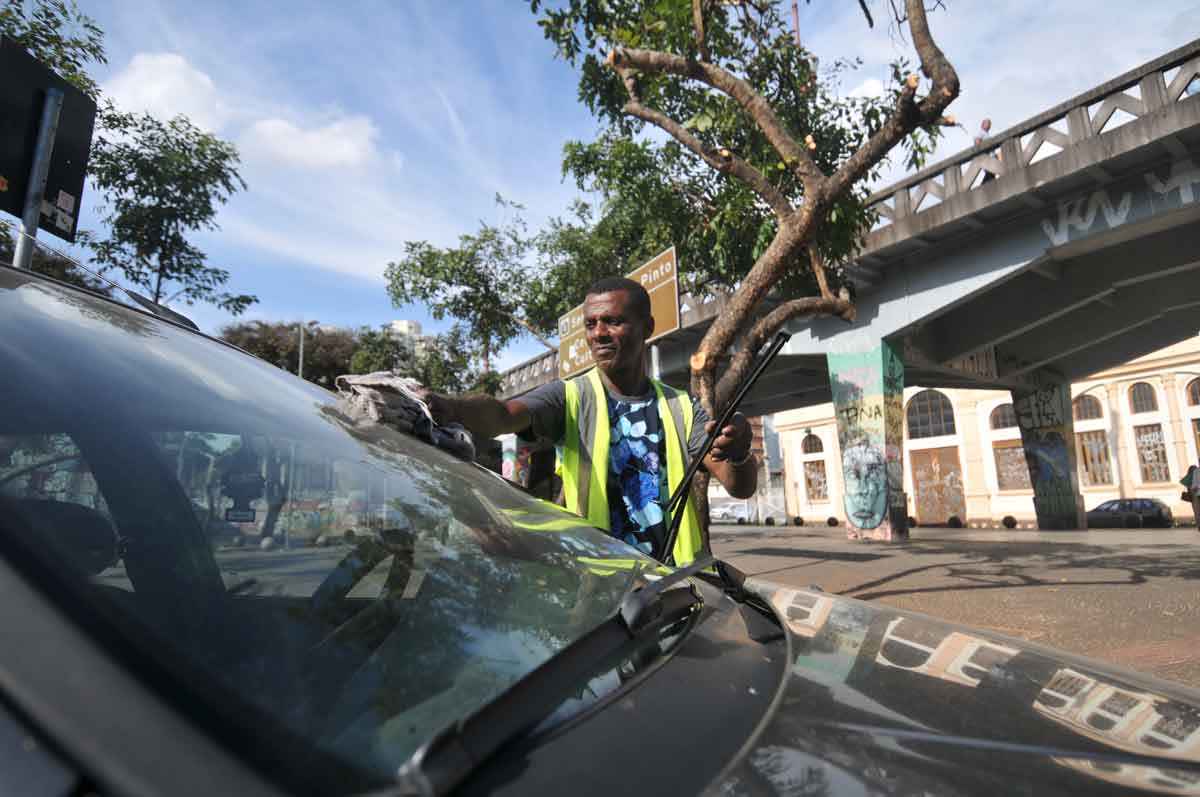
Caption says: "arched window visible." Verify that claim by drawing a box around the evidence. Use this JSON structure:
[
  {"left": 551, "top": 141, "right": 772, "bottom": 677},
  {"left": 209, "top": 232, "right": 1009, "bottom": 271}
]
[
  {"left": 1129, "top": 382, "right": 1158, "bottom": 414},
  {"left": 1187, "top": 378, "right": 1200, "bottom": 407},
  {"left": 801, "top": 433, "right": 823, "bottom": 454},
  {"left": 1073, "top": 395, "right": 1103, "bottom": 421},
  {"left": 989, "top": 403, "right": 1017, "bottom": 430},
  {"left": 907, "top": 390, "right": 956, "bottom": 439}
]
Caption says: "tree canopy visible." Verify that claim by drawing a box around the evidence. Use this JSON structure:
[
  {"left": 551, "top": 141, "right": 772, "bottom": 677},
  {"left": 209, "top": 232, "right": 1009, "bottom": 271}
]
[
  {"left": 88, "top": 105, "right": 256, "bottom": 314},
  {"left": 527, "top": 0, "right": 958, "bottom": 410},
  {"left": 384, "top": 195, "right": 552, "bottom": 372},
  {"left": 221, "top": 320, "right": 497, "bottom": 395}
]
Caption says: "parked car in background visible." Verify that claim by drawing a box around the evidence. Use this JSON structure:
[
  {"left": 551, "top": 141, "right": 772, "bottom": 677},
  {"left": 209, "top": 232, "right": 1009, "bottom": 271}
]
[
  {"left": 1087, "top": 498, "right": 1174, "bottom": 528},
  {"left": 4, "top": 265, "right": 1200, "bottom": 795},
  {"left": 710, "top": 501, "right": 750, "bottom": 523}
]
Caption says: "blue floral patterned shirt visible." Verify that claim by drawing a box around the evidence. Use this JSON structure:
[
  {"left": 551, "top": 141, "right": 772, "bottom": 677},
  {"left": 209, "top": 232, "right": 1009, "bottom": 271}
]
[{"left": 606, "top": 393, "right": 669, "bottom": 555}]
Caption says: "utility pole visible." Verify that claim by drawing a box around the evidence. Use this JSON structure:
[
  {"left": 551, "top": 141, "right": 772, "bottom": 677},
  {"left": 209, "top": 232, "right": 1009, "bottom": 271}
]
[
  {"left": 13, "top": 88, "right": 64, "bottom": 270},
  {"left": 297, "top": 320, "right": 305, "bottom": 380},
  {"left": 791, "top": 0, "right": 801, "bottom": 47}
]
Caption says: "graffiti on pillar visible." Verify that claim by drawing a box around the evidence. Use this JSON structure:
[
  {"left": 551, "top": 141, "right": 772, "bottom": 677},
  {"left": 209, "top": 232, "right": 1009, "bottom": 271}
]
[
  {"left": 828, "top": 342, "right": 906, "bottom": 539},
  {"left": 1013, "top": 384, "right": 1084, "bottom": 529}
]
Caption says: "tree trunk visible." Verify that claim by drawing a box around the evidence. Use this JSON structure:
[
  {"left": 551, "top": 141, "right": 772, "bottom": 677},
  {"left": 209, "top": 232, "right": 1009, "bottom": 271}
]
[{"left": 153, "top": 264, "right": 165, "bottom": 304}]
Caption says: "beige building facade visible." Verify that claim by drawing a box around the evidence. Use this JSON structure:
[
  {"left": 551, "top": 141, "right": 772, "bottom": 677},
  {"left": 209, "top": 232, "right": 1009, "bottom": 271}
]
[{"left": 776, "top": 337, "right": 1200, "bottom": 527}]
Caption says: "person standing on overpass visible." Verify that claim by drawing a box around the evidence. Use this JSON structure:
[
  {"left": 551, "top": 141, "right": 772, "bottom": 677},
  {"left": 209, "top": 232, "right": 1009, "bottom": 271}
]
[{"left": 420, "top": 277, "right": 758, "bottom": 564}]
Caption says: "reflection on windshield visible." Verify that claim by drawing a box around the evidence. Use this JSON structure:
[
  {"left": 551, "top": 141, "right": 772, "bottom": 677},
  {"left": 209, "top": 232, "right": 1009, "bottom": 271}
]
[{"left": 0, "top": 271, "right": 664, "bottom": 787}]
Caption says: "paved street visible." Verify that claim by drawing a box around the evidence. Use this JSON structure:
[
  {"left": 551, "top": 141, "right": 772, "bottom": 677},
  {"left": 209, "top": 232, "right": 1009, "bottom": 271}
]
[{"left": 711, "top": 524, "right": 1200, "bottom": 689}]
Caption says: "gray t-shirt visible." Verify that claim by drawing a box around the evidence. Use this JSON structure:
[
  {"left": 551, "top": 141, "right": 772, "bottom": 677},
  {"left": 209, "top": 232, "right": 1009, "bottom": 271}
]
[{"left": 517, "top": 378, "right": 710, "bottom": 558}]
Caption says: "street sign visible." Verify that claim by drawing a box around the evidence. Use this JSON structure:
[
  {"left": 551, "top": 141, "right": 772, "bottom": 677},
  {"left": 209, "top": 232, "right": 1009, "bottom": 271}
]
[
  {"left": 557, "top": 246, "right": 680, "bottom": 379},
  {"left": 0, "top": 36, "right": 97, "bottom": 243}
]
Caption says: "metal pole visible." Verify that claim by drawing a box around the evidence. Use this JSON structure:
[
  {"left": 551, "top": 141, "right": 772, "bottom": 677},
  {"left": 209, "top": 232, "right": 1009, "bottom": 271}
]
[
  {"left": 650, "top": 344, "right": 661, "bottom": 380},
  {"left": 297, "top": 320, "right": 305, "bottom": 379},
  {"left": 13, "top": 88, "right": 64, "bottom": 270}
]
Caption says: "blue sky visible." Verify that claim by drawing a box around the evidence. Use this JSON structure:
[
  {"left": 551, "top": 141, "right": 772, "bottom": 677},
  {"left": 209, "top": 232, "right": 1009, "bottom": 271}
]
[{"left": 59, "top": 0, "right": 1200, "bottom": 371}]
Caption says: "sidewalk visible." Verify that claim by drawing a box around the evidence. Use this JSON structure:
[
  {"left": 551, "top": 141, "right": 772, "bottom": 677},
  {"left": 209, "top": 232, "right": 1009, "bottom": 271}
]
[{"left": 710, "top": 524, "right": 1200, "bottom": 688}]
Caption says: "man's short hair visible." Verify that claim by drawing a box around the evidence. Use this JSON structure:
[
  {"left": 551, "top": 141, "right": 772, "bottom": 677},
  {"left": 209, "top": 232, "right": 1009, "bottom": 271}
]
[{"left": 585, "top": 276, "right": 651, "bottom": 322}]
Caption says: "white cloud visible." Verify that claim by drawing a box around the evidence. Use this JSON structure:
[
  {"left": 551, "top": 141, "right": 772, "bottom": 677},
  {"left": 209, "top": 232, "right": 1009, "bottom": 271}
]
[
  {"left": 241, "top": 116, "right": 382, "bottom": 169},
  {"left": 848, "top": 78, "right": 884, "bottom": 98},
  {"left": 103, "top": 52, "right": 228, "bottom": 132}
]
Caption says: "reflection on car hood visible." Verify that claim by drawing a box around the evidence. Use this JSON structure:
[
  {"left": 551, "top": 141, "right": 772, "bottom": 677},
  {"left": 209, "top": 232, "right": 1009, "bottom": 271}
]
[{"left": 712, "top": 577, "right": 1200, "bottom": 796}]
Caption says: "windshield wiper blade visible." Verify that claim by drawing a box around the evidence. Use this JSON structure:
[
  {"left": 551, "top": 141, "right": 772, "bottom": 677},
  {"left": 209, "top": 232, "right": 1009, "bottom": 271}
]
[{"left": 392, "top": 555, "right": 716, "bottom": 797}]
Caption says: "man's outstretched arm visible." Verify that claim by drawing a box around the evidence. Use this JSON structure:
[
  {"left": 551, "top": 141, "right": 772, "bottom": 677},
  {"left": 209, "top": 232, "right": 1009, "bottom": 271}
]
[{"left": 424, "top": 392, "right": 532, "bottom": 442}]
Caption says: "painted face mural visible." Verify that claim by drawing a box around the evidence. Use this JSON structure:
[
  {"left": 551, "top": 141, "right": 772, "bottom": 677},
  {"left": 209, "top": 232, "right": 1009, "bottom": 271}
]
[{"left": 842, "top": 441, "right": 887, "bottom": 529}]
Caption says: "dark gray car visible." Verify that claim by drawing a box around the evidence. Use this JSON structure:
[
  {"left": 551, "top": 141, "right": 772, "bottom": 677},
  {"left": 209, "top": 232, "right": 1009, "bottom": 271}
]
[
  {"left": 2, "top": 265, "right": 1200, "bottom": 795},
  {"left": 1087, "top": 498, "right": 1175, "bottom": 528}
]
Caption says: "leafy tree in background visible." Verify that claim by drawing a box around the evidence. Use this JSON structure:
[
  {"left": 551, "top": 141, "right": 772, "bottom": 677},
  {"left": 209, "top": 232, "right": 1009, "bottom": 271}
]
[
  {"left": 384, "top": 196, "right": 554, "bottom": 373},
  {"left": 352, "top": 324, "right": 500, "bottom": 395},
  {"left": 220, "top": 321, "right": 357, "bottom": 388},
  {"left": 410, "top": 325, "right": 502, "bottom": 396},
  {"left": 350, "top": 326, "right": 406, "bottom": 375},
  {"left": 89, "top": 105, "right": 256, "bottom": 314},
  {"left": 2, "top": 1, "right": 256, "bottom": 316}
]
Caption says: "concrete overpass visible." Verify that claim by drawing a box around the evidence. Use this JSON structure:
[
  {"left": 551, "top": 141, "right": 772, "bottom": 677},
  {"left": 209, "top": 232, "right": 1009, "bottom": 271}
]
[{"left": 498, "top": 39, "right": 1200, "bottom": 536}]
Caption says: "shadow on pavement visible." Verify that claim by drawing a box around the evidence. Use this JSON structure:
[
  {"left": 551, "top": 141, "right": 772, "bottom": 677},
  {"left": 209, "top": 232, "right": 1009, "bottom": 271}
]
[
  {"left": 737, "top": 547, "right": 887, "bottom": 563},
  {"left": 835, "top": 539, "right": 1200, "bottom": 601}
]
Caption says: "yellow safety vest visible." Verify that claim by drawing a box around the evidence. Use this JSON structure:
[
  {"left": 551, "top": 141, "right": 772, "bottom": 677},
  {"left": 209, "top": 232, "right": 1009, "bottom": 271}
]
[{"left": 560, "top": 368, "right": 704, "bottom": 565}]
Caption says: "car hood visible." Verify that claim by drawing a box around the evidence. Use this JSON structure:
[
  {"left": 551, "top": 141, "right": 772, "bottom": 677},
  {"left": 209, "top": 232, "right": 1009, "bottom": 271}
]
[{"left": 710, "top": 576, "right": 1200, "bottom": 796}]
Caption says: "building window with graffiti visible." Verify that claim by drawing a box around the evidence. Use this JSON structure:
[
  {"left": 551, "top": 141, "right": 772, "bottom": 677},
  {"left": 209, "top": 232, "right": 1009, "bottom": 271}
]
[
  {"left": 990, "top": 403, "right": 1018, "bottom": 429},
  {"left": 906, "top": 390, "right": 957, "bottom": 439},
  {"left": 1076, "top": 430, "right": 1114, "bottom": 486},
  {"left": 1129, "top": 382, "right": 1159, "bottom": 414},
  {"left": 801, "top": 433, "right": 824, "bottom": 454},
  {"left": 993, "top": 440, "right": 1032, "bottom": 490},
  {"left": 1073, "top": 395, "right": 1103, "bottom": 421},
  {"left": 1134, "top": 424, "right": 1171, "bottom": 483}
]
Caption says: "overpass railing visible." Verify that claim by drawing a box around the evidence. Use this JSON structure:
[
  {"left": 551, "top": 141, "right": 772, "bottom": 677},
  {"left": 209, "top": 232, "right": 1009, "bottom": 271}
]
[{"left": 866, "top": 38, "right": 1200, "bottom": 232}]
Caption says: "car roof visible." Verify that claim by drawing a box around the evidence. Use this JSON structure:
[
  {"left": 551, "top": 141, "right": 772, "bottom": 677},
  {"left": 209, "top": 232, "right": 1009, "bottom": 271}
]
[{"left": 0, "top": 264, "right": 259, "bottom": 360}]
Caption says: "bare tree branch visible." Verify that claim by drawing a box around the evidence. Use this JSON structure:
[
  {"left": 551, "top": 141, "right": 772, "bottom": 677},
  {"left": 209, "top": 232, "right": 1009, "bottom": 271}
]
[
  {"left": 611, "top": 57, "right": 793, "bottom": 219},
  {"left": 611, "top": 47, "right": 825, "bottom": 188},
  {"left": 692, "top": 0, "right": 710, "bottom": 62},
  {"left": 858, "top": 0, "right": 875, "bottom": 28},
  {"left": 504, "top": 311, "right": 556, "bottom": 351},
  {"left": 715, "top": 293, "right": 855, "bottom": 408},
  {"left": 808, "top": 243, "right": 833, "bottom": 300},
  {"left": 825, "top": 0, "right": 958, "bottom": 199}
]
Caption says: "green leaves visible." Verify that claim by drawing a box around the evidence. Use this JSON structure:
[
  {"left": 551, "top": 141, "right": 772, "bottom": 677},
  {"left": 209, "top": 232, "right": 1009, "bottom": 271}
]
[
  {"left": 88, "top": 105, "right": 254, "bottom": 312},
  {"left": 0, "top": 0, "right": 107, "bottom": 98},
  {"left": 385, "top": 196, "right": 534, "bottom": 371}
]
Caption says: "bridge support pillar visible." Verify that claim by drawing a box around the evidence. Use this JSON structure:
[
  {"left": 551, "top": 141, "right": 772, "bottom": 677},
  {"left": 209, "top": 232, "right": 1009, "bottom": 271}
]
[
  {"left": 827, "top": 342, "right": 909, "bottom": 541},
  {"left": 1011, "top": 383, "right": 1088, "bottom": 530}
]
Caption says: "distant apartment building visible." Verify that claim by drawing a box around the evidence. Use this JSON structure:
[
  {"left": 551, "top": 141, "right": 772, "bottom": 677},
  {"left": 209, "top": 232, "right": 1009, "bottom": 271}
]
[
  {"left": 775, "top": 337, "right": 1200, "bottom": 526},
  {"left": 388, "top": 319, "right": 434, "bottom": 368}
]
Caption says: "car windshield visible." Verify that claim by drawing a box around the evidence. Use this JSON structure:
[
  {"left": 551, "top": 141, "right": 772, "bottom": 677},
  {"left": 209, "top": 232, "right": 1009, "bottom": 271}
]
[{"left": 0, "top": 272, "right": 663, "bottom": 790}]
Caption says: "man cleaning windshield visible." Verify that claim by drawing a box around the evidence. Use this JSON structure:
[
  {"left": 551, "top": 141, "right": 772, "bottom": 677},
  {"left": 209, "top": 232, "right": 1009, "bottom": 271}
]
[{"left": 421, "top": 277, "right": 757, "bottom": 565}]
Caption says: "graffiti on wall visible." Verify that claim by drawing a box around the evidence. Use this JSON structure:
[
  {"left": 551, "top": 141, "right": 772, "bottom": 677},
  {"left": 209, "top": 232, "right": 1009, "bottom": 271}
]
[
  {"left": 1041, "top": 159, "right": 1200, "bottom": 246},
  {"left": 1013, "top": 383, "right": 1085, "bottom": 529},
  {"left": 828, "top": 342, "right": 906, "bottom": 540}
]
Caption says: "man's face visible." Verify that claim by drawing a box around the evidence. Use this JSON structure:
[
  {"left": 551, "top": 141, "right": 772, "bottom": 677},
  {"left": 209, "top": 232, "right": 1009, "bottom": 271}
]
[{"left": 583, "top": 290, "right": 653, "bottom": 376}]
